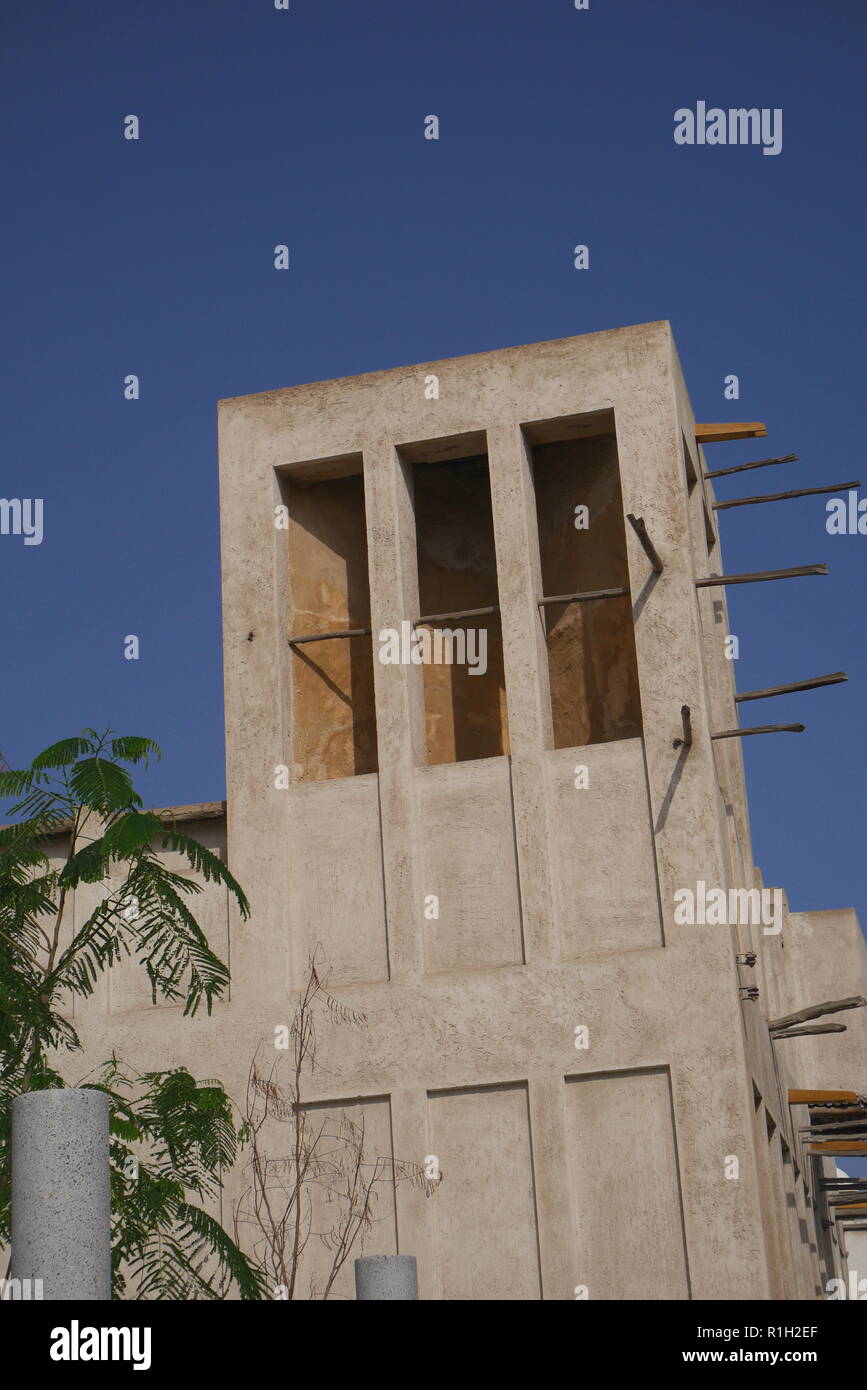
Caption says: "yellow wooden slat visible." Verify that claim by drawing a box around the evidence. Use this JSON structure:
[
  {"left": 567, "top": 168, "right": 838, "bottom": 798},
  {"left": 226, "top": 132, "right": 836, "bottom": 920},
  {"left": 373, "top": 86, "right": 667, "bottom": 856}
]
[
  {"left": 695, "top": 423, "right": 768, "bottom": 443},
  {"left": 788, "top": 1089, "right": 858, "bottom": 1105}
]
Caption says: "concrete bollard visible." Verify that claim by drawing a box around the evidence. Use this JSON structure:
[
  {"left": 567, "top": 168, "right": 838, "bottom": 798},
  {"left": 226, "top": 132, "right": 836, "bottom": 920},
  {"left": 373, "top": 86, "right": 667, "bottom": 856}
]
[
  {"left": 354, "top": 1254, "right": 418, "bottom": 1300},
  {"left": 11, "top": 1089, "right": 112, "bottom": 1301}
]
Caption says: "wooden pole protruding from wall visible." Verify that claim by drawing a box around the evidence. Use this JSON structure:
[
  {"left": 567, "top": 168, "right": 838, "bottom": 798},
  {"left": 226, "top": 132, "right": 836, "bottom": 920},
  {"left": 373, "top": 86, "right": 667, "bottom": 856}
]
[
  {"left": 704, "top": 453, "right": 798, "bottom": 480},
  {"left": 713, "top": 480, "right": 860, "bottom": 511},
  {"left": 626, "top": 514, "right": 663, "bottom": 573},
  {"left": 735, "top": 671, "right": 847, "bottom": 703},
  {"left": 696, "top": 564, "right": 827, "bottom": 588},
  {"left": 711, "top": 724, "right": 805, "bottom": 741},
  {"left": 673, "top": 705, "right": 692, "bottom": 749}
]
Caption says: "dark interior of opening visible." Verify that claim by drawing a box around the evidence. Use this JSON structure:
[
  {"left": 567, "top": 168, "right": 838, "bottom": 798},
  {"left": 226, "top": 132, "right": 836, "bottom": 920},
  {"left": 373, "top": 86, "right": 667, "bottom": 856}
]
[
  {"left": 411, "top": 453, "right": 509, "bottom": 765},
  {"left": 530, "top": 430, "right": 642, "bottom": 748},
  {"left": 286, "top": 470, "right": 378, "bottom": 781}
]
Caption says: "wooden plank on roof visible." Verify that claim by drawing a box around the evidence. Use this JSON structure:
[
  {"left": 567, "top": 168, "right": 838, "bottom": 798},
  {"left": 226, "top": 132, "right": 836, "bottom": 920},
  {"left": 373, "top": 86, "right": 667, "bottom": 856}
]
[
  {"left": 695, "top": 423, "right": 767, "bottom": 443},
  {"left": 808, "top": 1141, "right": 867, "bottom": 1154},
  {"left": 788, "top": 1089, "right": 858, "bottom": 1105}
]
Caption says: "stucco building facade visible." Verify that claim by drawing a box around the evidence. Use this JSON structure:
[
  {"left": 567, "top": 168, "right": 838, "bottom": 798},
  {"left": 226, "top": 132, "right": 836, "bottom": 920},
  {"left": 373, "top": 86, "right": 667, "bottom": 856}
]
[{"left": 69, "top": 321, "right": 866, "bottom": 1299}]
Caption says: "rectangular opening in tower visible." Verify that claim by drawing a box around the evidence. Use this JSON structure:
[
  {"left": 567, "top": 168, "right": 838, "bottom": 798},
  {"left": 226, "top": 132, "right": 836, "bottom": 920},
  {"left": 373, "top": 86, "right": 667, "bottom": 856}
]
[
  {"left": 285, "top": 465, "right": 378, "bottom": 782},
  {"left": 527, "top": 417, "right": 642, "bottom": 748},
  {"left": 410, "top": 450, "right": 509, "bottom": 765}
]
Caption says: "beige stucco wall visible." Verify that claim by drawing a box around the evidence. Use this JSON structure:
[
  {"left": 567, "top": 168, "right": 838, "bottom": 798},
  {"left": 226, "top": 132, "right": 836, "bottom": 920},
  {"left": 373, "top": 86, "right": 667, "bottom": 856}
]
[{"left": 55, "top": 322, "right": 866, "bottom": 1299}]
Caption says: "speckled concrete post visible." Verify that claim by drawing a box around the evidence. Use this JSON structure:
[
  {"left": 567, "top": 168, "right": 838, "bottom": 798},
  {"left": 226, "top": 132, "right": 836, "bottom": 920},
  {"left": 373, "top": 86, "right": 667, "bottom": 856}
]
[
  {"left": 11, "top": 1089, "right": 111, "bottom": 1301},
  {"left": 354, "top": 1255, "right": 418, "bottom": 1300}
]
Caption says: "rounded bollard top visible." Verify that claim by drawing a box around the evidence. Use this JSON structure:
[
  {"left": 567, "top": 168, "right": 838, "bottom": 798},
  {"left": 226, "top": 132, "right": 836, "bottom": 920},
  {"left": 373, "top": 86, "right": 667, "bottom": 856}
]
[
  {"left": 355, "top": 1255, "right": 417, "bottom": 1270},
  {"left": 12, "top": 1087, "right": 111, "bottom": 1117}
]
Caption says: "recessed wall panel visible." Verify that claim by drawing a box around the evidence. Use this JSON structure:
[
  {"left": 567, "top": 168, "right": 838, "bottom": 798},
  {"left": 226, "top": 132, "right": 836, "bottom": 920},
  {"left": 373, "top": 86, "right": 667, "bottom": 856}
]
[
  {"left": 428, "top": 1083, "right": 542, "bottom": 1300},
  {"left": 416, "top": 758, "right": 523, "bottom": 972},
  {"left": 564, "top": 1067, "right": 689, "bottom": 1300},
  {"left": 287, "top": 777, "right": 388, "bottom": 988},
  {"left": 545, "top": 740, "right": 662, "bottom": 957},
  {"left": 235, "top": 1093, "right": 396, "bottom": 1302}
]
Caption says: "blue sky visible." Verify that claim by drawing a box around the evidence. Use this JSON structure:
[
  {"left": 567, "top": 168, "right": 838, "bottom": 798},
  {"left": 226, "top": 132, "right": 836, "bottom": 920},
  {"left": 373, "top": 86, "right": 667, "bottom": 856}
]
[{"left": 1, "top": 0, "right": 864, "bottom": 953}]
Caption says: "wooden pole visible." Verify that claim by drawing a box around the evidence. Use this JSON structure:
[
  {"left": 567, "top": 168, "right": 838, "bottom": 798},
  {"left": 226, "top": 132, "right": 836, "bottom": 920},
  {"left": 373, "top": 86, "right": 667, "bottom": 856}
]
[
  {"left": 735, "top": 671, "right": 847, "bottom": 703},
  {"left": 673, "top": 705, "right": 692, "bottom": 749},
  {"left": 538, "top": 586, "right": 629, "bottom": 608},
  {"left": 772, "top": 1023, "right": 847, "bottom": 1039},
  {"left": 771, "top": 996, "right": 867, "bottom": 1032},
  {"left": 704, "top": 453, "right": 798, "bottom": 480},
  {"left": 625, "top": 514, "right": 663, "bottom": 572},
  {"left": 711, "top": 724, "right": 804, "bottom": 740},
  {"left": 415, "top": 605, "right": 499, "bottom": 625},
  {"left": 809, "top": 1141, "right": 867, "bottom": 1155},
  {"left": 288, "top": 626, "right": 372, "bottom": 645},
  {"left": 696, "top": 564, "right": 827, "bottom": 587},
  {"left": 802, "top": 1118, "right": 867, "bottom": 1135},
  {"left": 713, "top": 480, "right": 860, "bottom": 510}
]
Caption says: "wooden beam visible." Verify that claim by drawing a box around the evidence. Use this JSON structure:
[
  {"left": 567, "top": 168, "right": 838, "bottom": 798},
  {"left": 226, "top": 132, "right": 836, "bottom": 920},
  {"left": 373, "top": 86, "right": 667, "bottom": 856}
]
[
  {"left": 704, "top": 453, "right": 798, "bottom": 480},
  {"left": 809, "top": 1141, "right": 867, "bottom": 1155},
  {"left": 711, "top": 724, "right": 804, "bottom": 740},
  {"left": 626, "top": 514, "right": 663, "bottom": 573},
  {"left": 288, "top": 626, "right": 372, "bottom": 645},
  {"left": 673, "top": 705, "right": 692, "bottom": 749},
  {"left": 772, "top": 996, "right": 866, "bottom": 1032},
  {"left": 415, "top": 605, "right": 499, "bottom": 625},
  {"left": 695, "top": 423, "right": 768, "bottom": 443},
  {"left": 713, "top": 481, "right": 860, "bottom": 511},
  {"left": 735, "top": 671, "right": 847, "bottom": 704},
  {"left": 804, "top": 1118, "right": 867, "bottom": 1134},
  {"left": 696, "top": 564, "right": 828, "bottom": 587},
  {"left": 772, "top": 1023, "right": 847, "bottom": 1039},
  {"left": 538, "top": 586, "right": 629, "bottom": 608},
  {"left": 789, "top": 1090, "right": 859, "bottom": 1105}
]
